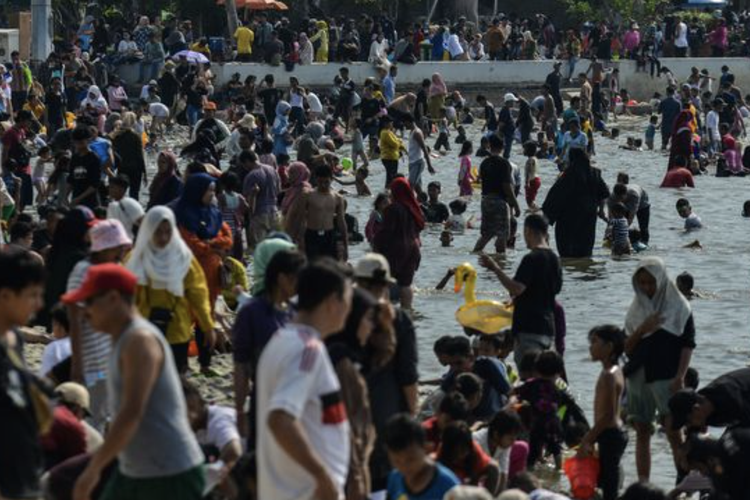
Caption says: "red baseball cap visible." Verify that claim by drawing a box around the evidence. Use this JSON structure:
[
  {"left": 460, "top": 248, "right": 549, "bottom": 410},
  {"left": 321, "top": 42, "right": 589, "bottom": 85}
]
[{"left": 61, "top": 263, "right": 137, "bottom": 304}]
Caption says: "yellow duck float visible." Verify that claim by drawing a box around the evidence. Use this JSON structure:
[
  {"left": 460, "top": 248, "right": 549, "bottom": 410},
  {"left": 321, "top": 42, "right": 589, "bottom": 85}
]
[{"left": 454, "top": 262, "right": 513, "bottom": 335}]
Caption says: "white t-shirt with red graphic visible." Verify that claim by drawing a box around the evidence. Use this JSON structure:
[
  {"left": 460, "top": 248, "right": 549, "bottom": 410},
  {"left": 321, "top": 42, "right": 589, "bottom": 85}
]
[{"left": 256, "top": 323, "right": 350, "bottom": 500}]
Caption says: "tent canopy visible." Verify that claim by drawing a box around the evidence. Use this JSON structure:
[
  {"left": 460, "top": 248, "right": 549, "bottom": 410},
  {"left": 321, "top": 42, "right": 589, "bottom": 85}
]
[
  {"left": 216, "top": 0, "right": 288, "bottom": 9},
  {"left": 679, "top": 0, "right": 728, "bottom": 8}
]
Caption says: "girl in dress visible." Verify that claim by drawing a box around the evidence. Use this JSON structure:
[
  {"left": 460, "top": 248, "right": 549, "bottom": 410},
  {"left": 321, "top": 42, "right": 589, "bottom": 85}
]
[{"left": 457, "top": 140, "right": 475, "bottom": 197}]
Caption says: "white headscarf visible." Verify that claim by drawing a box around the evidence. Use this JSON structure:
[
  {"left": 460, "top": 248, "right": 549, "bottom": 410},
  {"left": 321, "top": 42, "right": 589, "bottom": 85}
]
[
  {"left": 81, "top": 85, "right": 108, "bottom": 111},
  {"left": 625, "top": 257, "right": 692, "bottom": 337},
  {"left": 126, "top": 206, "right": 193, "bottom": 297}
]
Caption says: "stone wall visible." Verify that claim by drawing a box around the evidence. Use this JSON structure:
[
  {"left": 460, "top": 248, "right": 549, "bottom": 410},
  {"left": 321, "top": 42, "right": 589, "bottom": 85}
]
[{"left": 116, "top": 57, "right": 750, "bottom": 101}]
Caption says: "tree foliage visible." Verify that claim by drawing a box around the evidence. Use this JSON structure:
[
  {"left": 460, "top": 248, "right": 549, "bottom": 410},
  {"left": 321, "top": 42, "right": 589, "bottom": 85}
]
[{"left": 562, "top": 0, "right": 670, "bottom": 25}]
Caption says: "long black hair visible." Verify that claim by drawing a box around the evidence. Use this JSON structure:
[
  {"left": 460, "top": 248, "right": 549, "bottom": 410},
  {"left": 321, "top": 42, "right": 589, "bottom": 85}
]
[{"left": 326, "top": 287, "right": 378, "bottom": 366}]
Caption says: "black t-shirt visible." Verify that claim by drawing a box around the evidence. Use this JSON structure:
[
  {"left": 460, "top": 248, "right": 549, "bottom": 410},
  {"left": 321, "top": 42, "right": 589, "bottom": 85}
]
[
  {"left": 68, "top": 151, "right": 101, "bottom": 208},
  {"left": 423, "top": 201, "right": 449, "bottom": 223},
  {"left": 480, "top": 155, "right": 512, "bottom": 197},
  {"left": 367, "top": 308, "right": 418, "bottom": 490},
  {"left": 185, "top": 87, "right": 207, "bottom": 108},
  {"left": 713, "top": 428, "right": 750, "bottom": 500},
  {"left": 625, "top": 317, "right": 697, "bottom": 383},
  {"left": 45, "top": 92, "right": 66, "bottom": 125},
  {"left": 360, "top": 97, "right": 382, "bottom": 122},
  {"left": 484, "top": 104, "right": 498, "bottom": 131},
  {"left": 512, "top": 248, "right": 563, "bottom": 337},
  {"left": 258, "top": 87, "right": 282, "bottom": 119},
  {"left": 700, "top": 368, "right": 750, "bottom": 428}
]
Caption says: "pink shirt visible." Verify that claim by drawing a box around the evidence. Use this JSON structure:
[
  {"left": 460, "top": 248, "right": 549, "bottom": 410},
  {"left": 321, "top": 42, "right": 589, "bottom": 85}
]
[
  {"left": 623, "top": 30, "right": 640, "bottom": 52},
  {"left": 710, "top": 26, "right": 728, "bottom": 49}
]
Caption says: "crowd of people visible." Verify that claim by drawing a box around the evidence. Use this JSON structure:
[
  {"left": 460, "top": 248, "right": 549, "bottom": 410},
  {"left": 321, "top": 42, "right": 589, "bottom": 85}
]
[
  {"left": 59, "top": 7, "right": 750, "bottom": 75},
  {"left": 3, "top": 5, "right": 750, "bottom": 500}
]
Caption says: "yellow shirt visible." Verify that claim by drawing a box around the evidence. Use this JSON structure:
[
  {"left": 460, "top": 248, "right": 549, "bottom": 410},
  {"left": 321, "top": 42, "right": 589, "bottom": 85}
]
[
  {"left": 234, "top": 26, "right": 254, "bottom": 55},
  {"left": 134, "top": 257, "right": 214, "bottom": 345},
  {"left": 191, "top": 42, "right": 211, "bottom": 58},
  {"left": 23, "top": 101, "right": 45, "bottom": 121},
  {"left": 220, "top": 256, "right": 249, "bottom": 311},
  {"left": 379, "top": 129, "right": 403, "bottom": 161}
]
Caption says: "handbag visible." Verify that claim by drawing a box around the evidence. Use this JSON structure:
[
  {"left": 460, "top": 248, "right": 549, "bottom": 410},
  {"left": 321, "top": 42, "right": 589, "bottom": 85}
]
[{"left": 145, "top": 282, "right": 177, "bottom": 336}]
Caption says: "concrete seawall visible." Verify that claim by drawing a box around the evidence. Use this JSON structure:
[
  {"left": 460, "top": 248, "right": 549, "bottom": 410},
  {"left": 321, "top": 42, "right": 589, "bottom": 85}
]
[{"left": 117, "top": 57, "right": 750, "bottom": 100}]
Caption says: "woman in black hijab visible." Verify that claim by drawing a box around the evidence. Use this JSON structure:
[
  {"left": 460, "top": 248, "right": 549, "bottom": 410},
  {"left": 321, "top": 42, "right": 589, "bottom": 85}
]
[{"left": 542, "top": 148, "right": 610, "bottom": 258}]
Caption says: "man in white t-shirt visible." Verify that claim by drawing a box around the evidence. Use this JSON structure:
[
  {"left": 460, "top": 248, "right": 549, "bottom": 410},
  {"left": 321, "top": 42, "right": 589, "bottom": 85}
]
[
  {"left": 306, "top": 91, "right": 324, "bottom": 120},
  {"left": 473, "top": 409, "right": 524, "bottom": 492},
  {"left": 675, "top": 21, "right": 689, "bottom": 57},
  {"left": 256, "top": 259, "right": 353, "bottom": 500}
]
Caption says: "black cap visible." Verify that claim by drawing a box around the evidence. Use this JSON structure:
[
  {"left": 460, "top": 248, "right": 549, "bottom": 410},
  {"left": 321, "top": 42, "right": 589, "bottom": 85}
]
[{"left": 668, "top": 389, "right": 700, "bottom": 430}]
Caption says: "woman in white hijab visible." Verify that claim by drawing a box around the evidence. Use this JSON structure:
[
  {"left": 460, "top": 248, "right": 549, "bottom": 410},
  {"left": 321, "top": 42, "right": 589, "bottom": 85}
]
[
  {"left": 80, "top": 85, "right": 109, "bottom": 133},
  {"left": 127, "top": 206, "right": 215, "bottom": 373},
  {"left": 623, "top": 257, "right": 695, "bottom": 482}
]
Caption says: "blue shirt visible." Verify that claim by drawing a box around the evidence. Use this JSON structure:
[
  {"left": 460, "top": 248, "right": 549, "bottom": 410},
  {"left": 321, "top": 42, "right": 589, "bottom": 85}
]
[
  {"left": 387, "top": 463, "right": 460, "bottom": 500},
  {"left": 89, "top": 137, "right": 112, "bottom": 169},
  {"left": 645, "top": 123, "right": 656, "bottom": 140}
]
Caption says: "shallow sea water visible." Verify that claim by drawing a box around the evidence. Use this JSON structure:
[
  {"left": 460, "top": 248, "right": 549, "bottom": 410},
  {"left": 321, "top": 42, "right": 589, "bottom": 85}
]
[
  {"left": 338, "top": 115, "right": 750, "bottom": 491},
  {"left": 145, "top": 113, "right": 750, "bottom": 491}
]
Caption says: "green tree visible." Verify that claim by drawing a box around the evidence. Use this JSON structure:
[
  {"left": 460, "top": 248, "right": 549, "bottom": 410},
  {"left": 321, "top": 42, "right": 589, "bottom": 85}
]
[{"left": 563, "top": 0, "right": 668, "bottom": 24}]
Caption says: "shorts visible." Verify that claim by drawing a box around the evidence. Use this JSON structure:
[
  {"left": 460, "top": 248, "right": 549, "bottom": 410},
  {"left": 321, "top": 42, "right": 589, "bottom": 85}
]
[
  {"left": 247, "top": 211, "right": 279, "bottom": 251},
  {"left": 626, "top": 367, "right": 672, "bottom": 425},
  {"left": 304, "top": 228, "right": 338, "bottom": 260},
  {"left": 513, "top": 332, "right": 552, "bottom": 367},
  {"left": 480, "top": 195, "right": 510, "bottom": 241},
  {"left": 100, "top": 465, "right": 205, "bottom": 500},
  {"left": 408, "top": 159, "right": 425, "bottom": 190}
]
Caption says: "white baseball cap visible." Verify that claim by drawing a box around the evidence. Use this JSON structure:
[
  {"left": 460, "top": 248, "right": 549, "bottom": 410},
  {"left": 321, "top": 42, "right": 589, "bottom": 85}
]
[{"left": 504, "top": 93, "right": 518, "bottom": 103}]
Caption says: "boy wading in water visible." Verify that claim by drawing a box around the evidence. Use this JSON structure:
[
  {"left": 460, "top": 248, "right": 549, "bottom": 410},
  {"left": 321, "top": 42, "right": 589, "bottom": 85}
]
[
  {"left": 579, "top": 325, "right": 628, "bottom": 500},
  {"left": 296, "top": 165, "right": 348, "bottom": 261}
]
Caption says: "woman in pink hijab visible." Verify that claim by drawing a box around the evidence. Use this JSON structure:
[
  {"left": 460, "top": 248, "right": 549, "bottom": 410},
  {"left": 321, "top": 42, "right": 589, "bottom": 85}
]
[
  {"left": 428, "top": 73, "right": 448, "bottom": 124},
  {"left": 282, "top": 161, "right": 312, "bottom": 243}
]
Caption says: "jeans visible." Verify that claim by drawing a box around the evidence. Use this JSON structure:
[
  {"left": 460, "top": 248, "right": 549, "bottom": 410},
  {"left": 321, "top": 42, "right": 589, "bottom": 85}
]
[
  {"left": 187, "top": 104, "right": 201, "bottom": 127},
  {"left": 592, "top": 83, "right": 602, "bottom": 117},
  {"left": 636, "top": 205, "right": 650, "bottom": 244},
  {"left": 503, "top": 135, "right": 513, "bottom": 159},
  {"left": 597, "top": 427, "right": 628, "bottom": 500},
  {"left": 568, "top": 57, "right": 578, "bottom": 80},
  {"left": 139, "top": 61, "right": 161, "bottom": 82}
]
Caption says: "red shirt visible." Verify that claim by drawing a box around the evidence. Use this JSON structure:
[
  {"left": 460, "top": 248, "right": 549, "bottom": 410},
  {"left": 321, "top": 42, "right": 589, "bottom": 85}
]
[
  {"left": 439, "top": 440, "right": 492, "bottom": 484},
  {"left": 40, "top": 406, "right": 87, "bottom": 466},
  {"left": 2, "top": 125, "right": 29, "bottom": 174},
  {"left": 661, "top": 168, "right": 695, "bottom": 188},
  {"left": 722, "top": 133, "right": 736, "bottom": 151},
  {"left": 422, "top": 416, "right": 441, "bottom": 451}
]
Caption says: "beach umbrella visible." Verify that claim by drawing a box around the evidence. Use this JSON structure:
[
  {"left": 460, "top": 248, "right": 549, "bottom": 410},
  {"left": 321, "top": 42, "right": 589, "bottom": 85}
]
[
  {"left": 220, "top": 0, "right": 289, "bottom": 10},
  {"left": 172, "top": 50, "right": 210, "bottom": 64}
]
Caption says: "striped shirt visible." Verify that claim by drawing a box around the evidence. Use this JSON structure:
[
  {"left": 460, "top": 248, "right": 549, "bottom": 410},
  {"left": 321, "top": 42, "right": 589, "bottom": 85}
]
[{"left": 67, "top": 260, "right": 112, "bottom": 385}]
